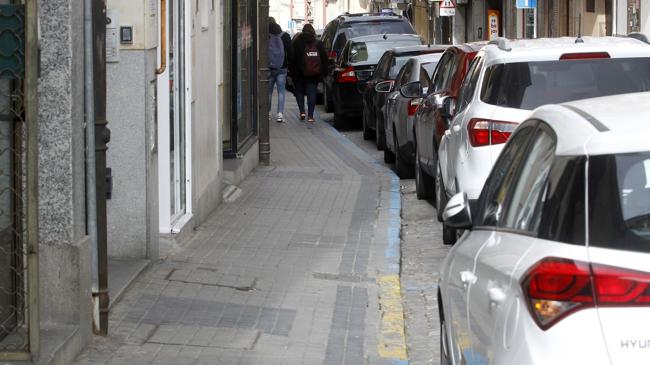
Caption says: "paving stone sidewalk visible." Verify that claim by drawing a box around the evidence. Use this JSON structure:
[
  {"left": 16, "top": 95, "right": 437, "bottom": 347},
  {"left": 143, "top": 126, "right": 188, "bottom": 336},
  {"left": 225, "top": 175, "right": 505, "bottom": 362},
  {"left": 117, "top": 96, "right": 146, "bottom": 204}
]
[{"left": 73, "top": 95, "right": 406, "bottom": 365}]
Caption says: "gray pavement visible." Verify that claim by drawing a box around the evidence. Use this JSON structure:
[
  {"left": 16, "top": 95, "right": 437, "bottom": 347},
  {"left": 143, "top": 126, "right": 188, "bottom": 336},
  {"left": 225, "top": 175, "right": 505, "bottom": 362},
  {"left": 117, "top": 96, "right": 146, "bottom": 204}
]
[
  {"left": 74, "top": 93, "right": 407, "bottom": 365},
  {"left": 316, "top": 104, "right": 450, "bottom": 365}
]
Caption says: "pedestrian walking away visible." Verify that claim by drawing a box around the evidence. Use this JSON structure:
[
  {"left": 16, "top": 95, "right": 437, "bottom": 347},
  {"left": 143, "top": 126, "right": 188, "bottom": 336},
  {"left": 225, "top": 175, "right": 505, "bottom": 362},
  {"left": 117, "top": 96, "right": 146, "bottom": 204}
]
[
  {"left": 268, "top": 19, "right": 291, "bottom": 123},
  {"left": 289, "top": 23, "right": 327, "bottom": 125}
]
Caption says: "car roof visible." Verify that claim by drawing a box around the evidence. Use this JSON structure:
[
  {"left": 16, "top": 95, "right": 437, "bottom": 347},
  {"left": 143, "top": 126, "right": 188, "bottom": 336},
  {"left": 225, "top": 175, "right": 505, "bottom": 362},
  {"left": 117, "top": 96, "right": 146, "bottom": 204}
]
[
  {"left": 337, "top": 13, "right": 407, "bottom": 23},
  {"left": 390, "top": 44, "right": 448, "bottom": 56},
  {"left": 481, "top": 36, "right": 650, "bottom": 64},
  {"left": 525, "top": 92, "right": 650, "bottom": 156},
  {"left": 349, "top": 34, "right": 422, "bottom": 43}
]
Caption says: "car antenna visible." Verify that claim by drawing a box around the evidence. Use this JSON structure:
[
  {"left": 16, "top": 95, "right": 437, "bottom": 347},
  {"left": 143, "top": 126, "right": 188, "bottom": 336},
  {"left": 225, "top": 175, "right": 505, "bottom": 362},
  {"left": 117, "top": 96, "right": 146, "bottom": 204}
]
[{"left": 575, "top": 13, "right": 584, "bottom": 43}]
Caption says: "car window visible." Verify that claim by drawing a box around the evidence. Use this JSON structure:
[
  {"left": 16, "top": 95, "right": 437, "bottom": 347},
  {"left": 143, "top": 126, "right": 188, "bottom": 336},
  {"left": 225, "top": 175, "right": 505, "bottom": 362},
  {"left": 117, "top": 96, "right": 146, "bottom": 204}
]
[
  {"left": 395, "top": 63, "right": 411, "bottom": 88},
  {"left": 322, "top": 22, "right": 336, "bottom": 50},
  {"left": 420, "top": 64, "right": 433, "bottom": 91},
  {"left": 500, "top": 126, "right": 556, "bottom": 234},
  {"left": 373, "top": 53, "right": 391, "bottom": 80},
  {"left": 480, "top": 58, "right": 650, "bottom": 110},
  {"left": 476, "top": 125, "right": 536, "bottom": 227},
  {"left": 588, "top": 152, "right": 650, "bottom": 253},
  {"left": 390, "top": 55, "right": 413, "bottom": 79},
  {"left": 348, "top": 40, "right": 422, "bottom": 65},
  {"left": 431, "top": 52, "right": 453, "bottom": 92},
  {"left": 421, "top": 61, "right": 437, "bottom": 79},
  {"left": 455, "top": 57, "right": 483, "bottom": 113},
  {"left": 333, "top": 33, "right": 348, "bottom": 56},
  {"left": 538, "top": 156, "right": 586, "bottom": 245},
  {"left": 339, "top": 20, "right": 416, "bottom": 39}
]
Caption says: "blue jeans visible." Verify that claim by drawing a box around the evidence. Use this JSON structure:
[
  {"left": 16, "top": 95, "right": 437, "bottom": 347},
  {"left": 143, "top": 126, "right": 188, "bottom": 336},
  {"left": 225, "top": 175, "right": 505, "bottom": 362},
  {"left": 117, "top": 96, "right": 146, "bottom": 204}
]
[
  {"left": 294, "top": 79, "right": 317, "bottom": 118},
  {"left": 268, "top": 68, "right": 287, "bottom": 114}
]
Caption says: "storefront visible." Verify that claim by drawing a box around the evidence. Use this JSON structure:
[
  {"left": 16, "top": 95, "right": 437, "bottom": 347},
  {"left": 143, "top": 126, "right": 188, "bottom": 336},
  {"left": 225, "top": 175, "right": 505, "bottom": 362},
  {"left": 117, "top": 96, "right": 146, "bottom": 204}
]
[{"left": 223, "top": 0, "right": 259, "bottom": 158}]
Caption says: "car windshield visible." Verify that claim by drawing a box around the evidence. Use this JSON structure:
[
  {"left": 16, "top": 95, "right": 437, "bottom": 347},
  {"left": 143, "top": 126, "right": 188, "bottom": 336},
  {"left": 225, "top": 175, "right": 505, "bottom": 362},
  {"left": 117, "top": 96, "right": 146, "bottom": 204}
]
[
  {"left": 340, "top": 20, "right": 415, "bottom": 38},
  {"left": 589, "top": 152, "right": 650, "bottom": 253},
  {"left": 349, "top": 40, "right": 422, "bottom": 65},
  {"left": 481, "top": 57, "right": 650, "bottom": 110}
]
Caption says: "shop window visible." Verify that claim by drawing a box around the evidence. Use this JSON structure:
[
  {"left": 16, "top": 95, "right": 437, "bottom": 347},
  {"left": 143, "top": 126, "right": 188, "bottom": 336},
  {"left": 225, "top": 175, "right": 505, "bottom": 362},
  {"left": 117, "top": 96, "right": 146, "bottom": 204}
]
[{"left": 223, "top": 0, "right": 258, "bottom": 157}]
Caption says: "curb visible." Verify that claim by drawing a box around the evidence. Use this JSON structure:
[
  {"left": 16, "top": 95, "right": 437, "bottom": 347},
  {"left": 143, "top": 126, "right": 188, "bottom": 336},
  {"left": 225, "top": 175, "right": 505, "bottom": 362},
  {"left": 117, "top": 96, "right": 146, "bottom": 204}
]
[{"left": 314, "top": 111, "right": 410, "bottom": 365}]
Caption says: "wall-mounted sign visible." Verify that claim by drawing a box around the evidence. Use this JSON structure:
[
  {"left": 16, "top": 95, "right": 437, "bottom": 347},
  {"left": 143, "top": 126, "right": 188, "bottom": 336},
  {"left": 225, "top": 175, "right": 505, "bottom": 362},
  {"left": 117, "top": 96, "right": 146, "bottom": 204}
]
[
  {"left": 516, "top": 0, "right": 537, "bottom": 8},
  {"left": 439, "top": 0, "right": 455, "bottom": 16},
  {"left": 487, "top": 9, "right": 500, "bottom": 40}
]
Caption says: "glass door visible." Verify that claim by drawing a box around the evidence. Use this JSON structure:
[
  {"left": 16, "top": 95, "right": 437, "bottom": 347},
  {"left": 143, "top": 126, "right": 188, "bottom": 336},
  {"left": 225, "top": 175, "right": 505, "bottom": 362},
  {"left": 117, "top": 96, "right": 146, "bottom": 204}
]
[{"left": 170, "top": 0, "right": 186, "bottom": 221}]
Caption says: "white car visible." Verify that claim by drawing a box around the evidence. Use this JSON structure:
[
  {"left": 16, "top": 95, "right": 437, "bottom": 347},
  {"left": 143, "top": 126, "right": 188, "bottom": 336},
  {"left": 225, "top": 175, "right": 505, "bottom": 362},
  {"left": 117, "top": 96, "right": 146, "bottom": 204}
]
[
  {"left": 437, "top": 35, "right": 650, "bottom": 244},
  {"left": 439, "top": 91, "right": 650, "bottom": 365}
]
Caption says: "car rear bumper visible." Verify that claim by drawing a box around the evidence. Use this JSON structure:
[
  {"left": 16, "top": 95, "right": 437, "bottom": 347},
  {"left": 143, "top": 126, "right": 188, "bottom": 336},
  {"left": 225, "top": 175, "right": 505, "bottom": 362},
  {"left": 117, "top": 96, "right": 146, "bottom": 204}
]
[{"left": 334, "top": 83, "right": 364, "bottom": 116}]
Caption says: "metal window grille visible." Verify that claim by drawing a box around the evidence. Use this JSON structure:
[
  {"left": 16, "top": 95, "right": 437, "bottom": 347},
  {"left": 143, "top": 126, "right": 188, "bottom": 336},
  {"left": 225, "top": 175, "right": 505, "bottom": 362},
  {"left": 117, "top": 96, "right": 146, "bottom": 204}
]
[{"left": 0, "top": 0, "right": 39, "bottom": 361}]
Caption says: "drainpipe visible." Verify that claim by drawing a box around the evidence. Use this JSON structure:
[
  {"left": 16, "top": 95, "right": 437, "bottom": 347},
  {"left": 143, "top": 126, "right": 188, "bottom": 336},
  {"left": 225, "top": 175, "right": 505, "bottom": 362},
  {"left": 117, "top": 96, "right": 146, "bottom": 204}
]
[
  {"left": 93, "top": 0, "right": 110, "bottom": 335},
  {"left": 84, "top": 0, "right": 100, "bottom": 334},
  {"left": 85, "top": 0, "right": 110, "bottom": 335},
  {"left": 259, "top": 0, "right": 270, "bottom": 166}
]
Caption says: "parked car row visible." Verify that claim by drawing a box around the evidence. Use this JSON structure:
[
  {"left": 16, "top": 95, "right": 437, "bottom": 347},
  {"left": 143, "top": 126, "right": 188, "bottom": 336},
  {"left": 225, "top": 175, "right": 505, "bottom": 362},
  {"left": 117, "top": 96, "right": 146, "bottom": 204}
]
[
  {"left": 431, "top": 36, "right": 650, "bottom": 365},
  {"left": 357, "top": 31, "right": 650, "bottom": 365}
]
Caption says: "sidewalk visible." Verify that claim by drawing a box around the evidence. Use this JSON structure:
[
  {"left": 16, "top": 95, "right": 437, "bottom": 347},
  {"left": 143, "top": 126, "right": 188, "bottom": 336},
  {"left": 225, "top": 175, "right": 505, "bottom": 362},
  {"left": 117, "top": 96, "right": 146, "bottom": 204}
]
[{"left": 74, "top": 93, "right": 406, "bottom": 365}]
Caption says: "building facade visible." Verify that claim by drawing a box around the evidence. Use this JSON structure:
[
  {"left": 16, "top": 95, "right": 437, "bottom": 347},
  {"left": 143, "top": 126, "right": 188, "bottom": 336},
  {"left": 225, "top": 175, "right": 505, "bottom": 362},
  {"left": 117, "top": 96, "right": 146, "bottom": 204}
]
[
  {"left": 0, "top": 0, "right": 262, "bottom": 362},
  {"left": 411, "top": 0, "right": 617, "bottom": 45}
]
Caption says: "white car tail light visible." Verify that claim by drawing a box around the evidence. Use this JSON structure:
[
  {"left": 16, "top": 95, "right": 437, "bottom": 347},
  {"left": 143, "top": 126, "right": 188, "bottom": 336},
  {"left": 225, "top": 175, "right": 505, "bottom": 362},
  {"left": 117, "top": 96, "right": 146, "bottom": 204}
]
[
  {"left": 467, "top": 118, "right": 517, "bottom": 147},
  {"left": 522, "top": 257, "right": 650, "bottom": 330}
]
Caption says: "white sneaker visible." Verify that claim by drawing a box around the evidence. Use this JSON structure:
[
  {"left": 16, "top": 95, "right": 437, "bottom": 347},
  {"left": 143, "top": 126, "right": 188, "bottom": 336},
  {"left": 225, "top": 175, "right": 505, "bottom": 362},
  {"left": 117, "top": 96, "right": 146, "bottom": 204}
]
[{"left": 276, "top": 112, "right": 283, "bottom": 123}]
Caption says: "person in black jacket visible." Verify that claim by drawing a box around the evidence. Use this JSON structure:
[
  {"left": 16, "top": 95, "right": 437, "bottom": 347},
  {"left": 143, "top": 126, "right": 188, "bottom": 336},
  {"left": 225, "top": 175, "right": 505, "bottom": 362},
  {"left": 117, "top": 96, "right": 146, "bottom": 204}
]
[
  {"left": 268, "top": 19, "right": 292, "bottom": 122},
  {"left": 289, "top": 23, "right": 327, "bottom": 124}
]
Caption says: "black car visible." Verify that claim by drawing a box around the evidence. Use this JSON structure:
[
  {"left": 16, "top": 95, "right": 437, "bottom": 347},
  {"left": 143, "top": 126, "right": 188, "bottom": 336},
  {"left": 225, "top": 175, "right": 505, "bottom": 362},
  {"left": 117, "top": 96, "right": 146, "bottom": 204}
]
[
  {"left": 362, "top": 45, "right": 447, "bottom": 150},
  {"left": 329, "top": 34, "right": 423, "bottom": 128},
  {"left": 320, "top": 13, "right": 417, "bottom": 111}
]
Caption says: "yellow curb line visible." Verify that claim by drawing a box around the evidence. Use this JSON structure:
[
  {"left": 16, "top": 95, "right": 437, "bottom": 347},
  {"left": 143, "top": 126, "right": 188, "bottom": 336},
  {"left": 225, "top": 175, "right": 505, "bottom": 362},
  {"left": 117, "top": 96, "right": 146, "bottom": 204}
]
[{"left": 377, "top": 274, "right": 408, "bottom": 360}]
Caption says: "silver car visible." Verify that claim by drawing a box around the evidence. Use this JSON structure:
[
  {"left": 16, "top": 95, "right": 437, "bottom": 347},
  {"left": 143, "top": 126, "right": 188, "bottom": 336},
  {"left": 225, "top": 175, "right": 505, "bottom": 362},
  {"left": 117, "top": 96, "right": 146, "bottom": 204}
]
[
  {"left": 439, "top": 92, "right": 650, "bottom": 365},
  {"left": 383, "top": 56, "right": 442, "bottom": 178}
]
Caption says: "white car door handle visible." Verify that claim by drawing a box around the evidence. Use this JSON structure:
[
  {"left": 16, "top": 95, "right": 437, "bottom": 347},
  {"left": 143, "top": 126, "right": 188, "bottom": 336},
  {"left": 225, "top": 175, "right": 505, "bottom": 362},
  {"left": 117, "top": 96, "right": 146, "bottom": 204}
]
[
  {"left": 488, "top": 288, "right": 506, "bottom": 305},
  {"left": 460, "top": 271, "right": 477, "bottom": 286},
  {"left": 452, "top": 125, "right": 461, "bottom": 132}
]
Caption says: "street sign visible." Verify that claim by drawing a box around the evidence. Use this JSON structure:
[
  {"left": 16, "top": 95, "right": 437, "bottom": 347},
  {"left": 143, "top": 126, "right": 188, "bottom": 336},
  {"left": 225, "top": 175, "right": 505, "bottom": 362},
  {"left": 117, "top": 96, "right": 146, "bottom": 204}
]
[
  {"left": 439, "top": 0, "right": 455, "bottom": 16},
  {"left": 516, "top": 0, "right": 537, "bottom": 8}
]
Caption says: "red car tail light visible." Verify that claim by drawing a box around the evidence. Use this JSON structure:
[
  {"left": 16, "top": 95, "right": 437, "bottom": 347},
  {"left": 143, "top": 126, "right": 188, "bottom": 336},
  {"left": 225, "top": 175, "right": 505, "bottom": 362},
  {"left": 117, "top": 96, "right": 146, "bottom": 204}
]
[
  {"left": 592, "top": 264, "right": 650, "bottom": 305},
  {"left": 408, "top": 98, "right": 422, "bottom": 116},
  {"left": 329, "top": 51, "right": 337, "bottom": 60},
  {"left": 467, "top": 119, "right": 517, "bottom": 147},
  {"left": 559, "top": 52, "right": 610, "bottom": 60},
  {"left": 523, "top": 257, "right": 650, "bottom": 330},
  {"left": 336, "top": 67, "right": 358, "bottom": 83}
]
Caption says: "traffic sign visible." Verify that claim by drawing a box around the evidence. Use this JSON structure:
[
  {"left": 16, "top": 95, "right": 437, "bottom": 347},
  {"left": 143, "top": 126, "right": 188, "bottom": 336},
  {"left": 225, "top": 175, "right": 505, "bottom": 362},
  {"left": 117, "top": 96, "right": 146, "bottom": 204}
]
[
  {"left": 439, "top": 0, "right": 455, "bottom": 16},
  {"left": 516, "top": 0, "right": 537, "bottom": 8}
]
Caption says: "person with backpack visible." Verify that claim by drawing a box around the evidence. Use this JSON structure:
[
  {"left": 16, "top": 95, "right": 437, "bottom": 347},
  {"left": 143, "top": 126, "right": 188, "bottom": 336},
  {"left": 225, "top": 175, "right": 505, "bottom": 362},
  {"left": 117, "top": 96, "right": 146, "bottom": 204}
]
[
  {"left": 268, "top": 20, "right": 291, "bottom": 123},
  {"left": 289, "top": 23, "right": 327, "bottom": 125}
]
